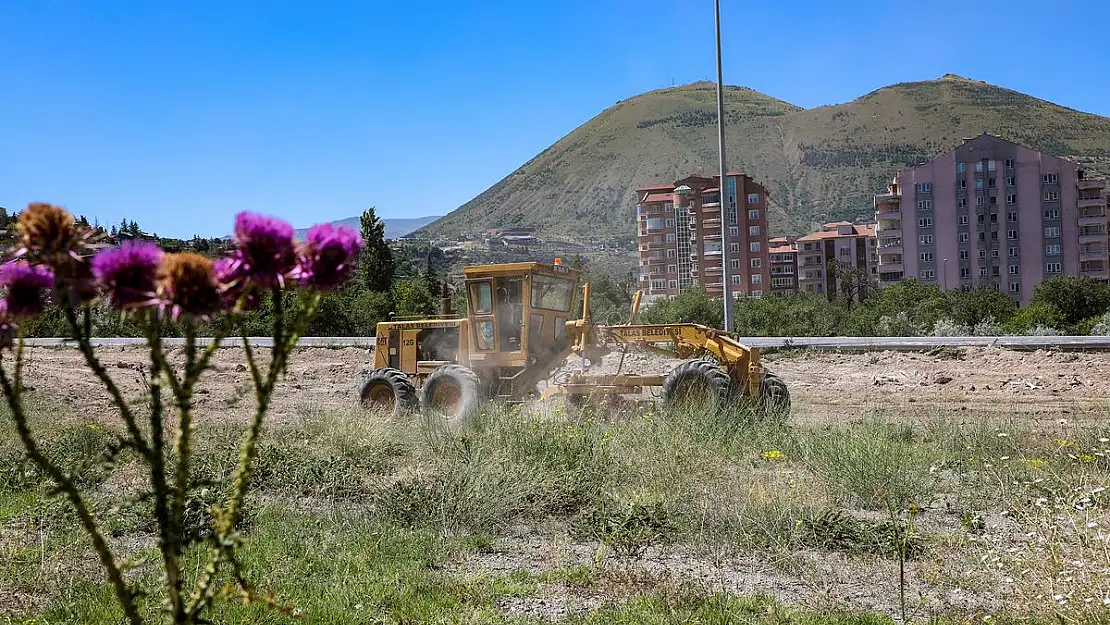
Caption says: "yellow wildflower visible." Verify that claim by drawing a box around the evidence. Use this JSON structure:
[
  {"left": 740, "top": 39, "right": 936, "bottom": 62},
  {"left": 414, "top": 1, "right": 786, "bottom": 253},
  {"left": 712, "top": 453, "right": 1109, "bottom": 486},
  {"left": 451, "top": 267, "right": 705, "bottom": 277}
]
[{"left": 763, "top": 449, "right": 785, "bottom": 461}]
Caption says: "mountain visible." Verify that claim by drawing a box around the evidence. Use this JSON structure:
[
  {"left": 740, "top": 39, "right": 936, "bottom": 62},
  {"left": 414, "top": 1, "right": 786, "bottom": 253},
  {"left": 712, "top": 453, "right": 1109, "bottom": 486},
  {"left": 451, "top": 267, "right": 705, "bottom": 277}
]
[
  {"left": 421, "top": 75, "right": 1110, "bottom": 239},
  {"left": 295, "top": 215, "right": 441, "bottom": 240}
]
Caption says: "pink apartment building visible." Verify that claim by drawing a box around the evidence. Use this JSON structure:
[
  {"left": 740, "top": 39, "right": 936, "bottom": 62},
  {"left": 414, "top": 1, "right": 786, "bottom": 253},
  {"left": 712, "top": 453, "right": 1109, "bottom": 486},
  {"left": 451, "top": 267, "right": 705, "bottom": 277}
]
[
  {"left": 635, "top": 173, "right": 771, "bottom": 300},
  {"left": 875, "top": 133, "right": 1109, "bottom": 304}
]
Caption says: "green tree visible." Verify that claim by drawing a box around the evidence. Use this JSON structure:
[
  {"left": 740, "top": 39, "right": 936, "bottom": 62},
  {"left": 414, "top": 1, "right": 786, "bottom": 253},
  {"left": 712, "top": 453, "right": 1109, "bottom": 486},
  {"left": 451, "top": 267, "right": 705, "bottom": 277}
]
[
  {"left": 639, "top": 288, "right": 723, "bottom": 330},
  {"left": 1031, "top": 275, "right": 1110, "bottom": 330},
  {"left": 422, "top": 251, "right": 440, "bottom": 300},
  {"left": 947, "top": 286, "right": 1016, "bottom": 328},
  {"left": 0, "top": 206, "right": 12, "bottom": 229},
  {"left": 358, "top": 207, "right": 395, "bottom": 292},
  {"left": 392, "top": 279, "right": 436, "bottom": 318}
]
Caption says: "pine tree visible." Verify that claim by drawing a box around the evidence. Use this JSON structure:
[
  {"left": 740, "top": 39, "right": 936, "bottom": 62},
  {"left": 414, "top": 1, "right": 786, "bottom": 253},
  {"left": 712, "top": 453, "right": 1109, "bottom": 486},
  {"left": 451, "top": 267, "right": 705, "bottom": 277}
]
[
  {"left": 422, "top": 251, "right": 440, "bottom": 302},
  {"left": 0, "top": 207, "right": 9, "bottom": 229},
  {"left": 357, "top": 207, "right": 395, "bottom": 292}
]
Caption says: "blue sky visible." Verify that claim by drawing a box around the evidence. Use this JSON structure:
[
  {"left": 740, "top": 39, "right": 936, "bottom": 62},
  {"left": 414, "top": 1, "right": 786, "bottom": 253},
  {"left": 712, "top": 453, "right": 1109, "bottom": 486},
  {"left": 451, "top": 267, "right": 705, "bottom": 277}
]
[{"left": 2, "top": 0, "right": 1107, "bottom": 238}]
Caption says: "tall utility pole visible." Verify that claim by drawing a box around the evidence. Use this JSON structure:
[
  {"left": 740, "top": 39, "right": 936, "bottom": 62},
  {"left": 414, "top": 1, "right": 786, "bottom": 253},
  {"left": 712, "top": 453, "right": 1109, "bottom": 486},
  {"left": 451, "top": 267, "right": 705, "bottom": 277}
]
[{"left": 714, "top": 0, "right": 733, "bottom": 331}]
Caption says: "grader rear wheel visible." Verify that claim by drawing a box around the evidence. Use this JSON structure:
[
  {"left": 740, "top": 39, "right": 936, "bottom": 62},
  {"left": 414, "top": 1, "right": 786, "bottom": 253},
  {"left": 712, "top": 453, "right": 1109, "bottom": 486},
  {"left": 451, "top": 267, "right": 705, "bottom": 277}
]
[
  {"left": 421, "top": 364, "right": 482, "bottom": 430},
  {"left": 360, "top": 367, "right": 418, "bottom": 417},
  {"left": 661, "top": 359, "right": 733, "bottom": 413}
]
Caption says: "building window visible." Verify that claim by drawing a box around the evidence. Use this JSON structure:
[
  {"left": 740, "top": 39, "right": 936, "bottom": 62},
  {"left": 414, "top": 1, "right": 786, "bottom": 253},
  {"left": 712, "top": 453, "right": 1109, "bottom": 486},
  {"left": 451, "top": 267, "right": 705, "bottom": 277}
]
[
  {"left": 1044, "top": 209, "right": 1059, "bottom": 219},
  {"left": 840, "top": 247, "right": 851, "bottom": 257},
  {"left": 751, "top": 274, "right": 762, "bottom": 285},
  {"left": 664, "top": 203, "right": 674, "bottom": 212},
  {"left": 988, "top": 178, "right": 997, "bottom": 189},
  {"left": 957, "top": 162, "right": 967, "bottom": 174},
  {"left": 702, "top": 192, "right": 720, "bottom": 205},
  {"left": 979, "top": 232, "right": 986, "bottom": 241},
  {"left": 958, "top": 232, "right": 969, "bottom": 243},
  {"left": 730, "top": 275, "right": 741, "bottom": 285},
  {"left": 1045, "top": 227, "right": 1060, "bottom": 238},
  {"left": 1008, "top": 211, "right": 1018, "bottom": 221},
  {"left": 666, "top": 264, "right": 676, "bottom": 273},
  {"left": 1047, "top": 262, "right": 1062, "bottom": 273},
  {"left": 1009, "top": 247, "right": 1018, "bottom": 258},
  {"left": 650, "top": 279, "right": 665, "bottom": 290},
  {"left": 916, "top": 182, "right": 932, "bottom": 193},
  {"left": 751, "top": 258, "right": 762, "bottom": 268},
  {"left": 1044, "top": 191, "right": 1060, "bottom": 202},
  {"left": 990, "top": 196, "right": 998, "bottom": 206},
  {"left": 668, "top": 280, "right": 678, "bottom": 289},
  {"left": 1008, "top": 230, "right": 1018, "bottom": 240},
  {"left": 1009, "top": 264, "right": 1019, "bottom": 275},
  {"left": 958, "top": 215, "right": 969, "bottom": 225},
  {"left": 919, "top": 269, "right": 936, "bottom": 279},
  {"left": 729, "top": 243, "right": 740, "bottom": 253},
  {"left": 960, "top": 267, "right": 971, "bottom": 278},
  {"left": 917, "top": 200, "right": 932, "bottom": 211},
  {"left": 1006, "top": 177, "right": 1015, "bottom": 187},
  {"left": 1046, "top": 244, "right": 1061, "bottom": 256},
  {"left": 748, "top": 210, "right": 760, "bottom": 221},
  {"left": 980, "top": 268, "right": 988, "bottom": 277},
  {"left": 728, "top": 226, "right": 739, "bottom": 236},
  {"left": 991, "top": 231, "right": 999, "bottom": 241},
  {"left": 1042, "top": 173, "right": 1059, "bottom": 184},
  {"left": 920, "top": 252, "right": 934, "bottom": 262},
  {"left": 958, "top": 179, "right": 968, "bottom": 190},
  {"left": 748, "top": 225, "right": 761, "bottom": 236},
  {"left": 1005, "top": 158, "right": 1015, "bottom": 169},
  {"left": 992, "top": 249, "right": 999, "bottom": 258},
  {"left": 665, "top": 233, "right": 676, "bottom": 243},
  {"left": 666, "top": 249, "right": 676, "bottom": 258},
  {"left": 704, "top": 241, "right": 722, "bottom": 255},
  {"left": 977, "top": 196, "right": 985, "bottom": 207},
  {"left": 746, "top": 193, "right": 760, "bottom": 204},
  {"left": 1010, "top": 282, "right": 1020, "bottom": 293},
  {"left": 664, "top": 218, "right": 675, "bottom": 227},
  {"left": 918, "top": 217, "right": 933, "bottom": 228},
  {"left": 976, "top": 179, "right": 984, "bottom": 190},
  {"left": 958, "top": 197, "right": 968, "bottom": 208},
  {"left": 747, "top": 241, "right": 762, "bottom": 253},
  {"left": 959, "top": 250, "right": 969, "bottom": 260},
  {"left": 920, "top": 234, "right": 934, "bottom": 245},
  {"left": 979, "top": 249, "right": 987, "bottom": 259},
  {"left": 730, "top": 259, "right": 740, "bottom": 270}
]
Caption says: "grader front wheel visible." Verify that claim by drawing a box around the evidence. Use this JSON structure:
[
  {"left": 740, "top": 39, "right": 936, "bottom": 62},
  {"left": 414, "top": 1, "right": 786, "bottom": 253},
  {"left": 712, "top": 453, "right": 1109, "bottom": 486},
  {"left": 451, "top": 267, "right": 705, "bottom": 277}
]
[
  {"left": 661, "top": 359, "right": 733, "bottom": 413},
  {"left": 760, "top": 370, "right": 791, "bottom": 421}
]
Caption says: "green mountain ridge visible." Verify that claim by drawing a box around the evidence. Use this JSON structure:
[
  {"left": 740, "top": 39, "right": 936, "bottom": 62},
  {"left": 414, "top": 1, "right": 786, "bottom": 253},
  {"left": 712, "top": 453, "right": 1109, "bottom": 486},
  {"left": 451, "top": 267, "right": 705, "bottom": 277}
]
[{"left": 421, "top": 75, "right": 1110, "bottom": 240}]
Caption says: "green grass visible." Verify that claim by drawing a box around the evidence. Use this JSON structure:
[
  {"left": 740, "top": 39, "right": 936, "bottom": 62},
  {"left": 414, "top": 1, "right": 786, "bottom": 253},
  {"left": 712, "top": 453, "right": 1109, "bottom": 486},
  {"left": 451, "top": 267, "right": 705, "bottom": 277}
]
[{"left": 5, "top": 400, "right": 1110, "bottom": 623}]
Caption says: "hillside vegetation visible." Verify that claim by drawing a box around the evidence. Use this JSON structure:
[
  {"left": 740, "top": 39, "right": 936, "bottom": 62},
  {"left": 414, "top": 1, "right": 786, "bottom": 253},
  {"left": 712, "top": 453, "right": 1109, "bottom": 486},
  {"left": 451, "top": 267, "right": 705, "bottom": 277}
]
[{"left": 423, "top": 75, "right": 1110, "bottom": 239}]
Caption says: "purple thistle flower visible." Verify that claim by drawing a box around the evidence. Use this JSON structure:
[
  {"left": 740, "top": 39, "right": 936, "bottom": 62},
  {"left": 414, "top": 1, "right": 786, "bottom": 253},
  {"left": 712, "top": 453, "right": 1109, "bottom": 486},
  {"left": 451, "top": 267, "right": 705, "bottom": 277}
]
[
  {"left": 91, "top": 241, "right": 163, "bottom": 309},
  {"left": 232, "top": 212, "right": 297, "bottom": 288},
  {"left": 215, "top": 256, "right": 259, "bottom": 311},
  {"left": 295, "top": 223, "right": 363, "bottom": 290},
  {"left": 0, "top": 261, "right": 55, "bottom": 318}
]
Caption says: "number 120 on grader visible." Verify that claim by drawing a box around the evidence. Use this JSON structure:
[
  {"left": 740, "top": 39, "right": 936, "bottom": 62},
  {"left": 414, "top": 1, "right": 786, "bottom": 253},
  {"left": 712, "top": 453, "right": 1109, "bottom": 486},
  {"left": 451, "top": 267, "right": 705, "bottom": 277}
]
[{"left": 361, "top": 260, "right": 790, "bottom": 428}]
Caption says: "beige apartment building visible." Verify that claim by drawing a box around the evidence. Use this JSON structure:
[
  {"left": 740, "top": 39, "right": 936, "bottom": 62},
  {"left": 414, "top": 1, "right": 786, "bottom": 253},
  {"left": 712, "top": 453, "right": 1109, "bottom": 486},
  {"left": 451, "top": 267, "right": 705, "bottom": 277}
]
[
  {"left": 795, "top": 222, "right": 877, "bottom": 299},
  {"left": 635, "top": 173, "right": 771, "bottom": 300}
]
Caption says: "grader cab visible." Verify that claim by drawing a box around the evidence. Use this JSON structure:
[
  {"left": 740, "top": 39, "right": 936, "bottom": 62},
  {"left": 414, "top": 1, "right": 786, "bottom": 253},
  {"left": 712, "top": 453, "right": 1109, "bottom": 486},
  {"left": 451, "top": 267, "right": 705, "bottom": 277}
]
[{"left": 360, "top": 260, "right": 790, "bottom": 428}]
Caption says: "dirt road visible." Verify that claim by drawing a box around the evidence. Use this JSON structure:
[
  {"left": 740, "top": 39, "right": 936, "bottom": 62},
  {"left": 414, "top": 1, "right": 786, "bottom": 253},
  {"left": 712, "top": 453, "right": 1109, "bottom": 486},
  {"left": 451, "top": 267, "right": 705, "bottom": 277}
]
[{"left": 15, "top": 345, "right": 1110, "bottom": 425}]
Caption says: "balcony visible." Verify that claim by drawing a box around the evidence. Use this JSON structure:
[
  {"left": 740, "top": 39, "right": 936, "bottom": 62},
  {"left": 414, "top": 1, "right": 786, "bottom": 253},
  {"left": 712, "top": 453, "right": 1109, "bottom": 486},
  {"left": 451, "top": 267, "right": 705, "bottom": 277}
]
[
  {"left": 1079, "top": 230, "right": 1106, "bottom": 243},
  {"left": 878, "top": 268, "right": 905, "bottom": 281},
  {"left": 702, "top": 217, "right": 722, "bottom": 228},
  {"left": 647, "top": 256, "right": 667, "bottom": 265},
  {"left": 1079, "top": 179, "right": 1106, "bottom": 191},
  {"left": 646, "top": 241, "right": 669, "bottom": 250},
  {"left": 798, "top": 274, "right": 824, "bottom": 283},
  {"left": 704, "top": 265, "right": 723, "bottom": 275},
  {"left": 876, "top": 209, "right": 902, "bottom": 221},
  {"left": 877, "top": 219, "right": 902, "bottom": 232},
  {"left": 1079, "top": 196, "right": 1106, "bottom": 209}
]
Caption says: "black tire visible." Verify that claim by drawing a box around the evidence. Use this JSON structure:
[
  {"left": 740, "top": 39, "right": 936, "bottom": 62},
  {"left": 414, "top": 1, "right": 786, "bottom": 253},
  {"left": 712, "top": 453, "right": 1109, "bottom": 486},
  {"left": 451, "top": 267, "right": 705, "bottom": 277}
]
[
  {"left": 661, "top": 359, "right": 733, "bottom": 413},
  {"left": 360, "top": 367, "right": 418, "bottom": 417},
  {"left": 420, "top": 364, "right": 482, "bottom": 430},
  {"left": 760, "top": 370, "right": 791, "bottom": 421}
]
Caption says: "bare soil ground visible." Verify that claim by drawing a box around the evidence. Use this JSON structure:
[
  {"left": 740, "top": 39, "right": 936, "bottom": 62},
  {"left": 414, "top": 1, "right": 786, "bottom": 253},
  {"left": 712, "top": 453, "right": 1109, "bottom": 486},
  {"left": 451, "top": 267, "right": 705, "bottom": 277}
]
[{"left": 19, "top": 343, "right": 1110, "bottom": 425}]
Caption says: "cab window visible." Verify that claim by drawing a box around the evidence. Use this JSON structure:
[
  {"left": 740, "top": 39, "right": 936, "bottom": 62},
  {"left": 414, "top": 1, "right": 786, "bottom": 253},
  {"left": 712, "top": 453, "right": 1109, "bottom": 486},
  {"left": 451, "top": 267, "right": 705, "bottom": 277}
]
[
  {"left": 470, "top": 282, "right": 492, "bottom": 315},
  {"left": 530, "top": 275, "right": 573, "bottom": 312}
]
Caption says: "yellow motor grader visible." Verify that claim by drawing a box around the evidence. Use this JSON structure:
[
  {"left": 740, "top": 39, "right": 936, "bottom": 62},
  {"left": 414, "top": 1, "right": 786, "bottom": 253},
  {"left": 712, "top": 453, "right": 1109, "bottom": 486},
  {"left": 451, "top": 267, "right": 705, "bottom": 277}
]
[{"left": 360, "top": 260, "right": 789, "bottom": 427}]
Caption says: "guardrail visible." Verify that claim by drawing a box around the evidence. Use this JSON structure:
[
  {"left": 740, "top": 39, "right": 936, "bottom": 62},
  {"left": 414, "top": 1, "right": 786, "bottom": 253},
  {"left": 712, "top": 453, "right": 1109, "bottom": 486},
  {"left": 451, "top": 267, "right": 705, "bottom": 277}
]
[{"left": 18, "top": 336, "right": 1110, "bottom": 351}]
